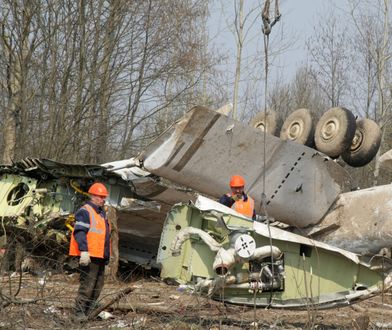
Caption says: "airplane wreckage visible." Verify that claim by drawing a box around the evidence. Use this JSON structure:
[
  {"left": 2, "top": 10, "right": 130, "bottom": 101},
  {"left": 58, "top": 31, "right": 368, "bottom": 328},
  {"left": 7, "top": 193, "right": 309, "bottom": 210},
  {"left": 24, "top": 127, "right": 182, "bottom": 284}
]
[{"left": 1, "top": 105, "right": 392, "bottom": 308}]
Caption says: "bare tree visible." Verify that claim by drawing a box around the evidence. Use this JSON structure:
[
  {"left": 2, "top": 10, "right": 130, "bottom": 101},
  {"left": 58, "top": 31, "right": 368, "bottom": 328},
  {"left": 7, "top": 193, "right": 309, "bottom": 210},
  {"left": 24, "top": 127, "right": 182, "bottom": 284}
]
[
  {"left": 232, "top": 0, "right": 244, "bottom": 120},
  {"left": 267, "top": 65, "right": 329, "bottom": 123},
  {"left": 348, "top": 0, "right": 392, "bottom": 184},
  {"left": 348, "top": 20, "right": 377, "bottom": 120},
  {"left": 0, "top": 0, "right": 216, "bottom": 164},
  {"left": 116, "top": 0, "right": 214, "bottom": 158},
  {"left": 306, "top": 11, "right": 351, "bottom": 108},
  {"left": 0, "top": 1, "right": 41, "bottom": 163},
  {"left": 218, "top": 0, "right": 268, "bottom": 121}
]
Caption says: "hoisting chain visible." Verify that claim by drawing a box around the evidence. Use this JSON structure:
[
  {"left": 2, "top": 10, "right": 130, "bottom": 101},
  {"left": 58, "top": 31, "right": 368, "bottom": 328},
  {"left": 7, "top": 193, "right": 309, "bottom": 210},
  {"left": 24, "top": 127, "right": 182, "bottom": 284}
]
[
  {"left": 261, "top": 0, "right": 281, "bottom": 195},
  {"left": 252, "top": 1, "right": 281, "bottom": 317}
]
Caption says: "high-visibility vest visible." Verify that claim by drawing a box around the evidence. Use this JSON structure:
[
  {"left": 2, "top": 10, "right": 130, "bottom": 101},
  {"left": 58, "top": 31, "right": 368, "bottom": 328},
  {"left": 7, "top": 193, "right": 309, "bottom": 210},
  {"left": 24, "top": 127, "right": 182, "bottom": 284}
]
[
  {"left": 69, "top": 204, "right": 110, "bottom": 258},
  {"left": 230, "top": 194, "right": 255, "bottom": 218}
]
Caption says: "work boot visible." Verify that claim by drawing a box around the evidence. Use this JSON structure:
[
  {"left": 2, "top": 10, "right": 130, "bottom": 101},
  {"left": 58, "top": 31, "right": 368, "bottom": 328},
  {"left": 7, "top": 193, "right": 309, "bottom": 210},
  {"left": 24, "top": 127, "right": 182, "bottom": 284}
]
[
  {"left": 73, "top": 312, "right": 88, "bottom": 323},
  {"left": 73, "top": 305, "right": 88, "bottom": 323},
  {"left": 89, "top": 301, "right": 102, "bottom": 311},
  {"left": 85, "top": 300, "right": 101, "bottom": 317}
]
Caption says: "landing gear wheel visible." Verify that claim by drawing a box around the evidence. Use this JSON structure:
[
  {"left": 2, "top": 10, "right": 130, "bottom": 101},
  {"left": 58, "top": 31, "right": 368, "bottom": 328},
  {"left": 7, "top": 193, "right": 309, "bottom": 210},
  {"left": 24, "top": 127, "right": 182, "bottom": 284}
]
[
  {"left": 341, "top": 118, "right": 381, "bottom": 167},
  {"left": 314, "top": 107, "right": 356, "bottom": 158},
  {"left": 249, "top": 110, "right": 279, "bottom": 136},
  {"left": 280, "top": 108, "right": 315, "bottom": 146}
]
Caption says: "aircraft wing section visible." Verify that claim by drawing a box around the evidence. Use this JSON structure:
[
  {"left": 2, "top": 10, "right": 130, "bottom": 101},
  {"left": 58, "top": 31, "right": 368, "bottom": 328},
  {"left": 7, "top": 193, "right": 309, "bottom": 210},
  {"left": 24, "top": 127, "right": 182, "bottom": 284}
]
[{"left": 140, "top": 106, "right": 352, "bottom": 227}]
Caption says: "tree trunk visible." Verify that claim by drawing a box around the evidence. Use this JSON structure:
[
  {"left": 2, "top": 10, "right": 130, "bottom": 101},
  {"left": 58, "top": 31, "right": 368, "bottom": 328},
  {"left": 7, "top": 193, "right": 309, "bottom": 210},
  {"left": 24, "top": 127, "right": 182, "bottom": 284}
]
[
  {"left": 232, "top": 0, "right": 244, "bottom": 121},
  {"left": 106, "top": 205, "right": 119, "bottom": 282}
]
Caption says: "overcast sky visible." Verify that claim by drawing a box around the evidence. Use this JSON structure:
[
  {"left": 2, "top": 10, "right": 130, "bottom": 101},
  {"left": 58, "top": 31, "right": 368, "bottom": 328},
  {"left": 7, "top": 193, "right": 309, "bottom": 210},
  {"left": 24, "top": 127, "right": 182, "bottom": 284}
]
[{"left": 208, "top": 0, "right": 342, "bottom": 81}]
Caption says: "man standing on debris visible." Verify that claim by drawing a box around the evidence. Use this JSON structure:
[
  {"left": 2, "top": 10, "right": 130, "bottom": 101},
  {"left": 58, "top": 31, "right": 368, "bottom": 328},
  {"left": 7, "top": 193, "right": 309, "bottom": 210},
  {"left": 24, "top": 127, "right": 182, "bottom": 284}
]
[
  {"left": 219, "top": 175, "right": 256, "bottom": 220},
  {"left": 69, "top": 182, "right": 111, "bottom": 320}
]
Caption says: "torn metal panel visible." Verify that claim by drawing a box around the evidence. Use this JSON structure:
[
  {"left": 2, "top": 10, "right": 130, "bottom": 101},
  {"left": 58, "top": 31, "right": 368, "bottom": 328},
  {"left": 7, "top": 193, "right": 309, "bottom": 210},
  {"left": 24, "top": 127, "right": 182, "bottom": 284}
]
[
  {"left": 4, "top": 158, "right": 109, "bottom": 179},
  {"left": 120, "top": 198, "right": 161, "bottom": 212},
  {"left": 379, "top": 149, "right": 392, "bottom": 170},
  {"left": 195, "top": 195, "right": 361, "bottom": 263},
  {"left": 194, "top": 194, "right": 251, "bottom": 220},
  {"left": 116, "top": 205, "right": 172, "bottom": 267},
  {"left": 140, "top": 106, "right": 351, "bottom": 227},
  {"left": 102, "top": 158, "right": 195, "bottom": 206},
  {"left": 215, "top": 103, "right": 233, "bottom": 115},
  {"left": 101, "top": 158, "right": 146, "bottom": 180},
  {"left": 304, "top": 184, "right": 392, "bottom": 255},
  {"left": 158, "top": 196, "right": 390, "bottom": 308}
]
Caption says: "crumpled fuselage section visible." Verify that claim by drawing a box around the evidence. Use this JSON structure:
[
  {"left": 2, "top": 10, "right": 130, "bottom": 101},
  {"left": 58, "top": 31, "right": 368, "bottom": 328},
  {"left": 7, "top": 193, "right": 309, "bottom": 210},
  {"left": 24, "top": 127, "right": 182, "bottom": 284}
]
[
  {"left": 0, "top": 157, "right": 193, "bottom": 268},
  {"left": 157, "top": 196, "right": 391, "bottom": 309}
]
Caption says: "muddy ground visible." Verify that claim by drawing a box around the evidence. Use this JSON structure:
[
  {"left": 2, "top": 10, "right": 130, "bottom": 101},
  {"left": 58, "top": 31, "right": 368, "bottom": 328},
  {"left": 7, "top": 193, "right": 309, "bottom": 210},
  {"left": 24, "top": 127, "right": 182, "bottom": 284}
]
[{"left": 0, "top": 270, "right": 391, "bottom": 330}]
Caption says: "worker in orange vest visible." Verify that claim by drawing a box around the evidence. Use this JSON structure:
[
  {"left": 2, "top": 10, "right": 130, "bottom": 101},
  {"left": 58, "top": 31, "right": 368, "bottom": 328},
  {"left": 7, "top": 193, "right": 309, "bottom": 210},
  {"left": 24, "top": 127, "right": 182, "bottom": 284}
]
[
  {"left": 69, "top": 182, "right": 111, "bottom": 321},
  {"left": 219, "top": 175, "right": 256, "bottom": 220}
]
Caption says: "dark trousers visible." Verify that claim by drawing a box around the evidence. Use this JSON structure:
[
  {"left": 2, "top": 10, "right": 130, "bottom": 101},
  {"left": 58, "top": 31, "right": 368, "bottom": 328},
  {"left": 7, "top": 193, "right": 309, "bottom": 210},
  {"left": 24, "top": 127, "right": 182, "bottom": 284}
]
[{"left": 74, "top": 257, "right": 106, "bottom": 316}]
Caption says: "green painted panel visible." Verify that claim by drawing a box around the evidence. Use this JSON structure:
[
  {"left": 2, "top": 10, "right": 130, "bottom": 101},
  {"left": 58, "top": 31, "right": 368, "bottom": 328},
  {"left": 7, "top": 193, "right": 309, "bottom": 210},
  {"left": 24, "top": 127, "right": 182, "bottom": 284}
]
[
  {"left": 0, "top": 174, "right": 37, "bottom": 217},
  {"left": 159, "top": 203, "right": 385, "bottom": 307}
]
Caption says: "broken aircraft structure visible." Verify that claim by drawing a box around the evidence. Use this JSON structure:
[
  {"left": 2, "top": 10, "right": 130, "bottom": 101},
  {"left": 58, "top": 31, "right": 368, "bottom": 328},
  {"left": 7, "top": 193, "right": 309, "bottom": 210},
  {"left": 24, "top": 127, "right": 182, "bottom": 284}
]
[
  {"left": 158, "top": 195, "right": 391, "bottom": 308},
  {"left": 0, "top": 157, "right": 193, "bottom": 269},
  {"left": 0, "top": 105, "right": 391, "bottom": 308}
]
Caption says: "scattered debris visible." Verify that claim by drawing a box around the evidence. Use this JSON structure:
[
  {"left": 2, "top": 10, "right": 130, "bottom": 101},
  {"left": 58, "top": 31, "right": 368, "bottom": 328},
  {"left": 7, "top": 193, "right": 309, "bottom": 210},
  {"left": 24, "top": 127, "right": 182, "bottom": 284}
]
[
  {"left": 43, "top": 306, "right": 59, "bottom": 315},
  {"left": 88, "top": 286, "right": 134, "bottom": 320},
  {"left": 0, "top": 105, "right": 391, "bottom": 312},
  {"left": 130, "top": 316, "right": 147, "bottom": 328},
  {"left": 109, "top": 320, "right": 129, "bottom": 328},
  {"left": 98, "top": 310, "right": 115, "bottom": 320}
]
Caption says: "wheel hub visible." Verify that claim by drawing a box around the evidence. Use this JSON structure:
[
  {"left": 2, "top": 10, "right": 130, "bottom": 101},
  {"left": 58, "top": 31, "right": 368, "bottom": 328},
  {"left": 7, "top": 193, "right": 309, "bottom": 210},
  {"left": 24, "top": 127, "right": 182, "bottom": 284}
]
[
  {"left": 255, "top": 122, "right": 266, "bottom": 131},
  {"left": 288, "top": 121, "right": 303, "bottom": 140},
  {"left": 321, "top": 118, "right": 339, "bottom": 141},
  {"left": 350, "top": 130, "right": 363, "bottom": 152}
]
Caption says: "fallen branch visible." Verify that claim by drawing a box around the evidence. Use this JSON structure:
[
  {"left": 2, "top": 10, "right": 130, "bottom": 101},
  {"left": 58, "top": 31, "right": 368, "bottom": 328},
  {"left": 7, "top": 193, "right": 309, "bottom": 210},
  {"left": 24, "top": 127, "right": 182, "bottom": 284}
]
[
  {"left": 375, "top": 322, "right": 392, "bottom": 329},
  {"left": 366, "top": 301, "right": 392, "bottom": 308},
  {"left": 350, "top": 304, "right": 366, "bottom": 313},
  {"left": 87, "top": 286, "right": 134, "bottom": 320},
  {"left": 114, "top": 305, "right": 261, "bottom": 328},
  {"left": 350, "top": 304, "right": 392, "bottom": 315},
  {"left": 0, "top": 293, "right": 46, "bottom": 309}
]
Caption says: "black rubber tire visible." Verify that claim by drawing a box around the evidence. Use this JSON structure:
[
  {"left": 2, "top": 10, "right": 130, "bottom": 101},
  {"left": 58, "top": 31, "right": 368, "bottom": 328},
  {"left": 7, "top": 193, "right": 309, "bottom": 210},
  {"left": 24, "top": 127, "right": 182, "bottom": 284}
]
[
  {"left": 314, "top": 107, "right": 356, "bottom": 158},
  {"left": 249, "top": 111, "right": 279, "bottom": 136},
  {"left": 341, "top": 118, "right": 381, "bottom": 167},
  {"left": 280, "top": 108, "right": 315, "bottom": 146}
]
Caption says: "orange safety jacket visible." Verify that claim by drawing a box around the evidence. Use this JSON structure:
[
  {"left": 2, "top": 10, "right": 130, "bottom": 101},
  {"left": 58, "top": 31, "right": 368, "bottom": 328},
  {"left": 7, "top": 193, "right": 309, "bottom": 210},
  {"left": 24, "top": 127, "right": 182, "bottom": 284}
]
[
  {"left": 69, "top": 204, "right": 111, "bottom": 258},
  {"left": 229, "top": 194, "right": 255, "bottom": 218}
]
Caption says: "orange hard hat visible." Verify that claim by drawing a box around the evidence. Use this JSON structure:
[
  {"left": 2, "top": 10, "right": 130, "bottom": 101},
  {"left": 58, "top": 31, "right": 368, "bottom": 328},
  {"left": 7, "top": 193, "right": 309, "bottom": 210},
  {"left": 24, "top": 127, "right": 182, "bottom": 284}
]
[
  {"left": 230, "top": 175, "right": 245, "bottom": 188},
  {"left": 88, "top": 183, "right": 109, "bottom": 197}
]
